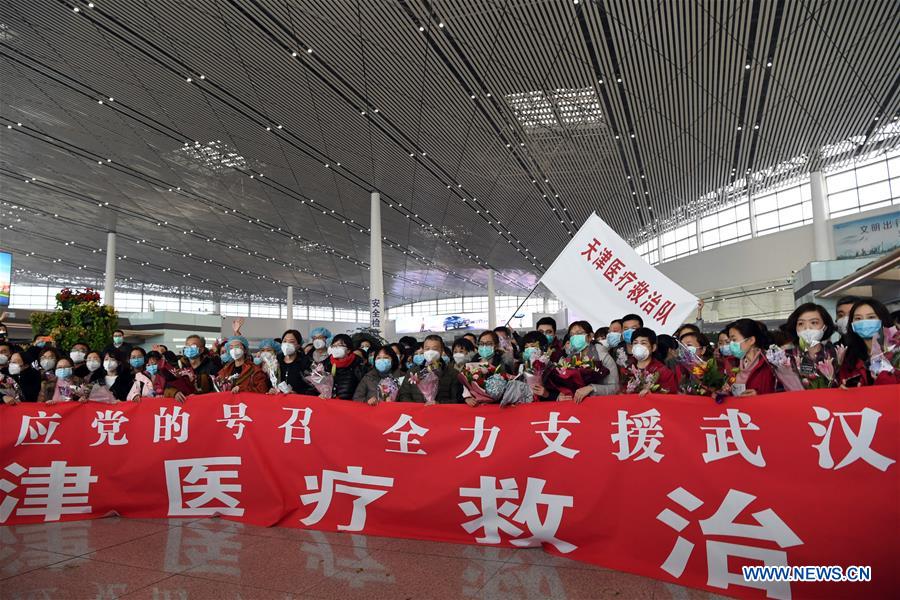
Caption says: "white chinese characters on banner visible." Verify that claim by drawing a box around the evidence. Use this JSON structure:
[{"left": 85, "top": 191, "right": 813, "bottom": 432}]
[
  {"left": 383, "top": 414, "right": 429, "bottom": 454},
  {"left": 154, "top": 406, "right": 189, "bottom": 443},
  {"left": 300, "top": 466, "right": 394, "bottom": 532},
  {"left": 456, "top": 416, "right": 500, "bottom": 459},
  {"left": 90, "top": 410, "right": 129, "bottom": 446},
  {"left": 539, "top": 212, "right": 697, "bottom": 335},
  {"left": 0, "top": 461, "right": 98, "bottom": 522},
  {"left": 164, "top": 457, "right": 244, "bottom": 517},
  {"left": 701, "top": 409, "right": 765, "bottom": 467},
  {"left": 217, "top": 403, "right": 252, "bottom": 440},
  {"left": 529, "top": 412, "right": 580, "bottom": 459},
  {"left": 280, "top": 407, "right": 313, "bottom": 445},
  {"left": 611, "top": 408, "right": 664, "bottom": 462},
  {"left": 15, "top": 412, "right": 62, "bottom": 446},
  {"left": 459, "top": 476, "right": 576, "bottom": 553},
  {"left": 809, "top": 406, "right": 896, "bottom": 471},
  {"left": 657, "top": 486, "right": 803, "bottom": 600}
]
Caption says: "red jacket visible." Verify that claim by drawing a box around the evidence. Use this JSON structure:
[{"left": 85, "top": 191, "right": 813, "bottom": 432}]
[
  {"left": 640, "top": 359, "right": 677, "bottom": 394},
  {"left": 737, "top": 355, "right": 777, "bottom": 395}
]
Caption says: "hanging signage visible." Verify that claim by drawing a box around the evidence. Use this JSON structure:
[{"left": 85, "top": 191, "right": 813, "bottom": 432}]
[{"left": 832, "top": 211, "right": 900, "bottom": 259}]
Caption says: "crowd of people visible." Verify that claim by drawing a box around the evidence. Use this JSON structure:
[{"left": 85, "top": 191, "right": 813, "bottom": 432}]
[{"left": 1, "top": 295, "right": 898, "bottom": 407}]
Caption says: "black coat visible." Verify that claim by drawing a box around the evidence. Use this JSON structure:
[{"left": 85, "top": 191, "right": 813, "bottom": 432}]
[
  {"left": 398, "top": 364, "right": 463, "bottom": 404},
  {"left": 11, "top": 367, "right": 41, "bottom": 402},
  {"left": 278, "top": 354, "right": 316, "bottom": 395},
  {"left": 325, "top": 356, "right": 366, "bottom": 400}
]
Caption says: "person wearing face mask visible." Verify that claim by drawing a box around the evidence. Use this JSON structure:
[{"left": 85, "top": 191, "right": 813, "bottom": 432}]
[
  {"left": 0, "top": 341, "right": 12, "bottom": 376},
  {"left": 308, "top": 327, "right": 332, "bottom": 364},
  {"left": 536, "top": 317, "right": 564, "bottom": 362},
  {"left": 398, "top": 334, "right": 462, "bottom": 404},
  {"left": 780, "top": 303, "right": 847, "bottom": 389},
  {"left": 492, "top": 326, "right": 519, "bottom": 368},
  {"left": 623, "top": 328, "right": 677, "bottom": 395},
  {"left": 322, "top": 334, "right": 365, "bottom": 400},
  {"left": 550, "top": 321, "right": 615, "bottom": 402},
  {"left": 713, "top": 329, "right": 738, "bottom": 371},
  {"left": 271, "top": 329, "right": 315, "bottom": 395},
  {"left": 103, "top": 329, "right": 133, "bottom": 358},
  {"left": 68, "top": 342, "right": 90, "bottom": 378},
  {"left": 620, "top": 314, "right": 644, "bottom": 353},
  {"left": 726, "top": 319, "right": 776, "bottom": 396},
  {"left": 519, "top": 331, "right": 555, "bottom": 401},
  {"left": 0, "top": 322, "right": 8, "bottom": 344},
  {"left": 253, "top": 339, "right": 279, "bottom": 391},
  {"left": 833, "top": 295, "right": 861, "bottom": 341},
  {"left": 450, "top": 338, "right": 476, "bottom": 372},
  {"left": 36, "top": 348, "right": 61, "bottom": 402},
  {"left": 675, "top": 331, "right": 717, "bottom": 393},
  {"left": 352, "top": 336, "right": 379, "bottom": 369},
  {"left": 23, "top": 334, "right": 52, "bottom": 364},
  {"left": 178, "top": 334, "right": 220, "bottom": 394},
  {"left": 97, "top": 350, "right": 134, "bottom": 401},
  {"left": 2, "top": 351, "right": 41, "bottom": 403},
  {"left": 45, "top": 357, "right": 85, "bottom": 404},
  {"left": 127, "top": 348, "right": 159, "bottom": 400},
  {"left": 474, "top": 330, "right": 505, "bottom": 371},
  {"left": 354, "top": 346, "right": 402, "bottom": 404},
  {"left": 841, "top": 297, "right": 899, "bottom": 386},
  {"left": 214, "top": 336, "right": 267, "bottom": 394}
]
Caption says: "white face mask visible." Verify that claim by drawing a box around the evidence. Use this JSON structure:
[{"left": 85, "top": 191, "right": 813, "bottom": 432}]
[
  {"left": 313, "top": 338, "right": 326, "bottom": 350},
  {"left": 835, "top": 316, "right": 849, "bottom": 335},
  {"left": 86, "top": 359, "right": 101, "bottom": 372},
  {"left": 329, "top": 346, "right": 347, "bottom": 359},
  {"left": 452, "top": 352, "right": 467, "bottom": 364},
  {"left": 281, "top": 342, "right": 296, "bottom": 356},
  {"left": 40, "top": 358, "right": 57, "bottom": 371},
  {"left": 798, "top": 328, "right": 825, "bottom": 347},
  {"left": 423, "top": 349, "right": 441, "bottom": 363},
  {"left": 0, "top": 354, "right": 8, "bottom": 366},
  {"left": 632, "top": 345, "right": 651, "bottom": 361},
  {"left": 70, "top": 351, "right": 86, "bottom": 364},
  {"left": 8, "top": 362, "right": 22, "bottom": 375},
  {"left": 229, "top": 347, "right": 244, "bottom": 360},
  {"left": 103, "top": 359, "right": 118, "bottom": 372}
]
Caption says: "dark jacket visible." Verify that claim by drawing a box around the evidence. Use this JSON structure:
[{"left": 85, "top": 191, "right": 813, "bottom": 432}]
[
  {"left": 105, "top": 372, "right": 135, "bottom": 401},
  {"left": 102, "top": 342, "right": 134, "bottom": 359},
  {"left": 11, "top": 366, "right": 42, "bottom": 402},
  {"left": 180, "top": 355, "right": 220, "bottom": 394},
  {"left": 325, "top": 355, "right": 366, "bottom": 400},
  {"left": 398, "top": 363, "right": 463, "bottom": 404},
  {"left": 354, "top": 369, "right": 402, "bottom": 402},
  {"left": 278, "top": 354, "right": 316, "bottom": 395}
]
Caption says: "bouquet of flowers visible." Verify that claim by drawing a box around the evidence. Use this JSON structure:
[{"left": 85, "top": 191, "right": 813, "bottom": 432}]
[
  {"left": 869, "top": 335, "right": 897, "bottom": 379},
  {"left": 498, "top": 379, "right": 534, "bottom": 407},
  {"left": 458, "top": 362, "right": 508, "bottom": 404},
  {"left": 546, "top": 354, "right": 610, "bottom": 397},
  {"left": 408, "top": 366, "right": 440, "bottom": 405},
  {"left": 376, "top": 376, "right": 399, "bottom": 403},
  {"left": 521, "top": 355, "right": 550, "bottom": 388},
  {"left": 624, "top": 366, "right": 662, "bottom": 394},
  {"left": 765, "top": 345, "right": 804, "bottom": 391},
  {"left": 0, "top": 374, "right": 22, "bottom": 403},
  {"left": 260, "top": 353, "right": 280, "bottom": 389},
  {"left": 304, "top": 362, "right": 334, "bottom": 398},
  {"left": 674, "top": 342, "right": 726, "bottom": 397}
]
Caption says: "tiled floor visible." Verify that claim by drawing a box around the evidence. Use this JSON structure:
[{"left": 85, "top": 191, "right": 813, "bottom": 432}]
[{"left": 0, "top": 517, "right": 722, "bottom": 599}]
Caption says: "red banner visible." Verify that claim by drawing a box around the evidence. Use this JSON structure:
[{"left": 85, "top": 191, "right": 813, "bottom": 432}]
[{"left": 2, "top": 388, "right": 898, "bottom": 598}]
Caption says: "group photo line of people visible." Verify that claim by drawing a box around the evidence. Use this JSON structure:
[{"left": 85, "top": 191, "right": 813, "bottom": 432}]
[{"left": 1, "top": 294, "right": 899, "bottom": 408}]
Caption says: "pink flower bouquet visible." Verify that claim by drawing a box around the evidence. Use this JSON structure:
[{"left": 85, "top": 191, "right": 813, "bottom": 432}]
[
  {"left": 376, "top": 377, "right": 399, "bottom": 403},
  {"left": 409, "top": 367, "right": 439, "bottom": 405},
  {"left": 304, "top": 363, "right": 334, "bottom": 398}
]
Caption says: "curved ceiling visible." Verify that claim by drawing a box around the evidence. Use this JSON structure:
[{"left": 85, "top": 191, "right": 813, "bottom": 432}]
[{"left": 1, "top": 0, "right": 898, "bottom": 309}]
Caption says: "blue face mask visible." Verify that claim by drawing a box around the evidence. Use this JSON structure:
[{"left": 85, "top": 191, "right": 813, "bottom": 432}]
[
  {"left": 569, "top": 334, "right": 588, "bottom": 352},
  {"left": 405, "top": 361, "right": 413, "bottom": 370},
  {"left": 441, "top": 354, "right": 450, "bottom": 364},
  {"left": 368, "top": 355, "right": 375, "bottom": 366},
  {"left": 375, "top": 358, "right": 392, "bottom": 373},
  {"left": 253, "top": 356, "right": 262, "bottom": 365},
  {"left": 129, "top": 357, "right": 145, "bottom": 369},
  {"left": 413, "top": 354, "right": 426, "bottom": 366},
  {"left": 221, "top": 352, "right": 232, "bottom": 364},
  {"left": 685, "top": 345, "right": 698, "bottom": 355},
  {"left": 729, "top": 340, "right": 746, "bottom": 359},
  {"left": 184, "top": 345, "right": 200, "bottom": 359},
  {"left": 55, "top": 367, "right": 73, "bottom": 379},
  {"left": 606, "top": 331, "right": 622, "bottom": 347},
  {"left": 623, "top": 328, "right": 636, "bottom": 344},
  {"left": 35, "top": 341, "right": 46, "bottom": 348},
  {"left": 478, "top": 344, "right": 495, "bottom": 359},
  {"left": 146, "top": 364, "right": 158, "bottom": 376},
  {"left": 544, "top": 333, "right": 555, "bottom": 344},
  {"left": 523, "top": 347, "right": 541, "bottom": 362},
  {"left": 719, "top": 343, "right": 733, "bottom": 357},
  {"left": 851, "top": 319, "right": 882, "bottom": 339}
]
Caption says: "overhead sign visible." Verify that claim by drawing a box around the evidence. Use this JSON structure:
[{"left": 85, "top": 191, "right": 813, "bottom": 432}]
[
  {"left": 540, "top": 213, "right": 697, "bottom": 334},
  {"left": 833, "top": 211, "right": 900, "bottom": 259},
  {"left": 2, "top": 390, "right": 897, "bottom": 598}
]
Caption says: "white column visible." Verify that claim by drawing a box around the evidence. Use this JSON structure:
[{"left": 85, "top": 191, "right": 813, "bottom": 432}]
[
  {"left": 369, "top": 192, "right": 385, "bottom": 332},
  {"left": 810, "top": 171, "right": 833, "bottom": 261},
  {"left": 212, "top": 297, "right": 221, "bottom": 315},
  {"left": 487, "top": 270, "right": 497, "bottom": 328},
  {"left": 286, "top": 285, "right": 294, "bottom": 329},
  {"left": 103, "top": 231, "right": 116, "bottom": 307},
  {"left": 542, "top": 296, "right": 549, "bottom": 313}
]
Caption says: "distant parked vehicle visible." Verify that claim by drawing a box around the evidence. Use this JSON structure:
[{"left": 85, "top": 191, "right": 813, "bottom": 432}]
[{"left": 443, "top": 315, "right": 470, "bottom": 331}]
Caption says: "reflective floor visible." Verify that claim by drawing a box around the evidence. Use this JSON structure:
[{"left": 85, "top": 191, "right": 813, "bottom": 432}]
[{"left": 1, "top": 517, "right": 723, "bottom": 599}]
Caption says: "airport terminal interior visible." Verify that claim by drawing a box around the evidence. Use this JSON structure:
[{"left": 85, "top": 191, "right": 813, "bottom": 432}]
[{"left": 1, "top": 1, "right": 898, "bottom": 599}]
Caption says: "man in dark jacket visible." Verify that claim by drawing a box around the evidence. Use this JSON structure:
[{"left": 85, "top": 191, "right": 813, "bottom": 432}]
[
  {"left": 179, "top": 334, "right": 220, "bottom": 395},
  {"left": 398, "top": 335, "right": 462, "bottom": 403}
]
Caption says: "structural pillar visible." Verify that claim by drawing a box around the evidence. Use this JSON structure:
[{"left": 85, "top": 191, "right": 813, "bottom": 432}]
[
  {"left": 286, "top": 285, "right": 294, "bottom": 329},
  {"left": 369, "top": 192, "right": 385, "bottom": 332},
  {"left": 104, "top": 231, "right": 116, "bottom": 307},
  {"left": 212, "top": 297, "right": 221, "bottom": 315},
  {"left": 487, "top": 270, "right": 497, "bottom": 328},
  {"left": 810, "top": 171, "right": 833, "bottom": 261}
]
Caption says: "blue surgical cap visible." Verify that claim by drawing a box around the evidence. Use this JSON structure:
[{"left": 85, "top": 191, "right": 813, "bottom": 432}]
[
  {"left": 309, "top": 327, "right": 332, "bottom": 343},
  {"left": 257, "top": 338, "right": 278, "bottom": 351},
  {"left": 227, "top": 335, "right": 250, "bottom": 350}
]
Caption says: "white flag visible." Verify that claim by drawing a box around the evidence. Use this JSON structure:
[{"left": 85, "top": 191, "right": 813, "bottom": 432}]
[{"left": 540, "top": 213, "right": 697, "bottom": 335}]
